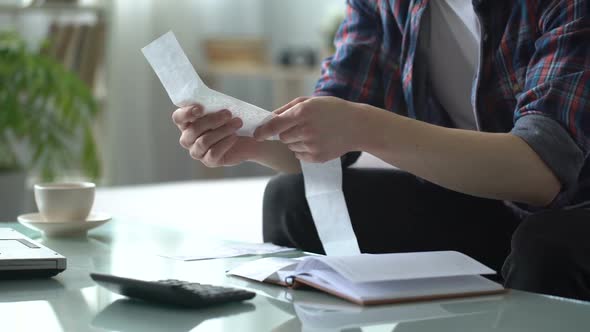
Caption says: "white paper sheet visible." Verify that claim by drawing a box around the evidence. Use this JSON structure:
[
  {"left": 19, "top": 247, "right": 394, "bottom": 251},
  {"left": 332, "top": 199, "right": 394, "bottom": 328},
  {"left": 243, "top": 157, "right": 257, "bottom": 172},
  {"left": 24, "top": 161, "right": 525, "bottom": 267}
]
[
  {"left": 142, "top": 31, "right": 360, "bottom": 257},
  {"left": 294, "top": 251, "right": 496, "bottom": 283},
  {"left": 160, "top": 242, "right": 296, "bottom": 261},
  {"left": 227, "top": 257, "right": 298, "bottom": 282}
]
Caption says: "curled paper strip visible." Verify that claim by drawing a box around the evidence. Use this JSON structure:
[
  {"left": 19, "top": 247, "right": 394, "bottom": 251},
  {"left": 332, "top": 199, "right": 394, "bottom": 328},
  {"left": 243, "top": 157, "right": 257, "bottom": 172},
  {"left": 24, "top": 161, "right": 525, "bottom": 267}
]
[
  {"left": 301, "top": 160, "right": 360, "bottom": 256},
  {"left": 142, "top": 31, "right": 360, "bottom": 256},
  {"left": 141, "top": 31, "right": 273, "bottom": 137}
]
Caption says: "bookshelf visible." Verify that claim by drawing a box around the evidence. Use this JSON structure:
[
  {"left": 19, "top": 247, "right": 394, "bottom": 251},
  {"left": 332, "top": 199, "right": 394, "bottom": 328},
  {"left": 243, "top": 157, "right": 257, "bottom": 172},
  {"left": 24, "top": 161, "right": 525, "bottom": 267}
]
[
  {"left": 0, "top": 1, "right": 109, "bottom": 102},
  {"left": 0, "top": 2, "right": 104, "bottom": 13}
]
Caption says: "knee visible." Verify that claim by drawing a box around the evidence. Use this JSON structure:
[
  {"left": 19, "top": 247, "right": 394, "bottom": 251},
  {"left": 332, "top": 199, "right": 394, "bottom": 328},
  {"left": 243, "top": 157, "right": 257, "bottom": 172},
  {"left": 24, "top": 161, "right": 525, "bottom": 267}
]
[
  {"left": 510, "top": 212, "right": 569, "bottom": 272},
  {"left": 262, "top": 174, "right": 307, "bottom": 244},
  {"left": 503, "top": 211, "right": 574, "bottom": 290},
  {"left": 262, "top": 174, "right": 306, "bottom": 220}
]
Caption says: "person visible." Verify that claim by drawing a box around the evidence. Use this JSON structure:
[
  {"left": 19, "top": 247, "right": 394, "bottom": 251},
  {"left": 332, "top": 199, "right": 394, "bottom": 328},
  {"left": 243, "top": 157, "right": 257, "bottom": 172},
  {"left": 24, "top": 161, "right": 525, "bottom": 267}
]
[{"left": 171, "top": 0, "right": 590, "bottom": 301}]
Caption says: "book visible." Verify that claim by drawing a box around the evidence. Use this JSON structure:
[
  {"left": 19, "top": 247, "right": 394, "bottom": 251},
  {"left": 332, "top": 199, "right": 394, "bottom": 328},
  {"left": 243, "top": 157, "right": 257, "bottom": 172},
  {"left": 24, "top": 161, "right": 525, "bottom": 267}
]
[
  {"left": 42, "top": 21, "right": 105, "bottom": 90},
  {"left": 78, "top": 21, "right": 106, "bottom": 88},
  {"left": 53, "top": 24, "right": 75, "bottom": 64},
  {"left": 62, "top": 24, "right": 84, "bottom": 72},
  {"left": 227, "top": 251, "right": 506, "bottom": 305}
]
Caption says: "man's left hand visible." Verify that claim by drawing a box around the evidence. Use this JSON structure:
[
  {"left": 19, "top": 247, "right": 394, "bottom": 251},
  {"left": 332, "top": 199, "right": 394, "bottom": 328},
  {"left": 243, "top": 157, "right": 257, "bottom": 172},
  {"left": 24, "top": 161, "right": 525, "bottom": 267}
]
[{"left": 254, "top": 96, "right": 366, "bottom": 163}]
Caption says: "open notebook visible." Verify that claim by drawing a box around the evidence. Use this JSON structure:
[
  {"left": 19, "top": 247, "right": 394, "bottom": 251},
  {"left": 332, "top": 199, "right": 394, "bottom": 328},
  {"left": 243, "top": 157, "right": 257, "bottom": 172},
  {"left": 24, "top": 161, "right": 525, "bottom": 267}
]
[{"left": 227, "top": 251, "right": 506, "bottom": 305}]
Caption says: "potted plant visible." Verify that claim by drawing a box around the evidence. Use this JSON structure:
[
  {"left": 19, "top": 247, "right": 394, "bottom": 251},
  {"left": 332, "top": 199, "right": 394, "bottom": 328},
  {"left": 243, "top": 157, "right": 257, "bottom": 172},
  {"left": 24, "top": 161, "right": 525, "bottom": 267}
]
[{"left": 0, "top": 31, "right": 101, "bottom": 220}]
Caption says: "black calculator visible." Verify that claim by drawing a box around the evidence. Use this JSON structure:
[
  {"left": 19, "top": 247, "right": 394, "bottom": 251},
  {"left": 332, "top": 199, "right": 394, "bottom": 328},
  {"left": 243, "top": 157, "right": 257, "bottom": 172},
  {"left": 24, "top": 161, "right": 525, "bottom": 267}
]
[{"left": 90, "top": 273, "right": 255, "bottom": 308}]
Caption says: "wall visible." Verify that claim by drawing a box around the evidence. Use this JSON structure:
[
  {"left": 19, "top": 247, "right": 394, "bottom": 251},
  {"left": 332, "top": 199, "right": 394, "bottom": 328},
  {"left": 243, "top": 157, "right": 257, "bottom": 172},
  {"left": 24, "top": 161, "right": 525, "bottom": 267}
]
[{"left": 263, "top": 0, "right": 345, "bottom": 60}]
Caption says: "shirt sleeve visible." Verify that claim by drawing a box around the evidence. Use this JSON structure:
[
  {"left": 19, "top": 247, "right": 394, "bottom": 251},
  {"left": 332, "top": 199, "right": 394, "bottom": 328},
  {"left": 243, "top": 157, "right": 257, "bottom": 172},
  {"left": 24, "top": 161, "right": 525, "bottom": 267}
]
[
  {"left": 510, "top": 0, "right": 590, "bottom": 208},
  {"left": 314, "top": 0, "right": 386, "bottom": 168},
  {"left": 313, "top": 0, "right": 385, "bottom": 108}
]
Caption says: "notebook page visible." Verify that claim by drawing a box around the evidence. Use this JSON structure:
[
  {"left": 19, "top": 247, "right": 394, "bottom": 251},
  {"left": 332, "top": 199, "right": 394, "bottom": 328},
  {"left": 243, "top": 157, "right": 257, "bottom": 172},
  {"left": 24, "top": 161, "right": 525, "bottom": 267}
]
[
  {"left": 227, "top": 257, "right": 297, "bottom": 282},
  {"left": 295, "top": 251, "right": 496, "bottom": 283}
]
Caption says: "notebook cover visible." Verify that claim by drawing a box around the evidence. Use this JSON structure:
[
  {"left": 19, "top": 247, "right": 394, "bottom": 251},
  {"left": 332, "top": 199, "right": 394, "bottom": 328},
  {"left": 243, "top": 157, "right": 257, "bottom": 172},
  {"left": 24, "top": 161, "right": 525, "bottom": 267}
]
[{"left": 291, "top": 277, "right": 508, "bottom": 306}]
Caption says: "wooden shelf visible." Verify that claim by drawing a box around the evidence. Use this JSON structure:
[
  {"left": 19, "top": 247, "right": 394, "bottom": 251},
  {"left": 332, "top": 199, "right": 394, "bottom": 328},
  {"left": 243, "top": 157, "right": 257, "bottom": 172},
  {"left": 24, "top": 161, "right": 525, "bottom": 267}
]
[
  {"left": 204, "top": 63, "right": 319, "bottom": 81},
  {"left": 0, "top": 3, "right": 105, "bottom": 14},
  {"left": 203, "top": 63, "right": 321, "bottom": 109}
]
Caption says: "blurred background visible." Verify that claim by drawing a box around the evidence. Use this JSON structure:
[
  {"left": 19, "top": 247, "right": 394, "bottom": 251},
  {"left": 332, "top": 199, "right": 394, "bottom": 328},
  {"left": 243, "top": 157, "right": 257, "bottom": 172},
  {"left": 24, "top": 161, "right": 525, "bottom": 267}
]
[{"left": 0, "top": 0, "right": 348, "bottom": 220}]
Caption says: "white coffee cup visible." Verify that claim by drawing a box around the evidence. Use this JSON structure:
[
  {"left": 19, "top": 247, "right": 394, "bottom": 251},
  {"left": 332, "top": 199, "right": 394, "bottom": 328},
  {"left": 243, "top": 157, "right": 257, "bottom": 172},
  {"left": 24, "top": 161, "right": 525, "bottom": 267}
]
[{"left": 34, "top": 182, "right": 95, "bottom": 222}]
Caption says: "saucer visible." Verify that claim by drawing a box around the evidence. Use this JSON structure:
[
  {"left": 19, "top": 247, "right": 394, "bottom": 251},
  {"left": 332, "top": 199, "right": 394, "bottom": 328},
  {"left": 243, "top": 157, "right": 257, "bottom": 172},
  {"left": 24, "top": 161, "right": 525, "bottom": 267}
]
[{"left": 17, "top": 212, "right": 112, "bottom": 237}]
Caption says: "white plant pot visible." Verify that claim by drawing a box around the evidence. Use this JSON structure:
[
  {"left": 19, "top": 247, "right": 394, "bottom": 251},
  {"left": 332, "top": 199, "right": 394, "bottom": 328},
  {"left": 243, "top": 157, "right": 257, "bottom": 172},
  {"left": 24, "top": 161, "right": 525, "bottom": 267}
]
[{"left": 0, "top": 170, "right": 27, "bottom": 222}]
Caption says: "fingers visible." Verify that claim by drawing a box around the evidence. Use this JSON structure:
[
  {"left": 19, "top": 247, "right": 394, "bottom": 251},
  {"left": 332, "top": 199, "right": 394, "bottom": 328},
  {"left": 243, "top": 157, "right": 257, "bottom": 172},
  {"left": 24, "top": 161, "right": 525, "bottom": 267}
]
[
  {"left": 187, "top": 117, "right": 242, "bottom": 158},
  {"left": 254, "top": 106, "right": 304, "bottom": 141},
  {"left": 293, "top": 152, "right": 329, "bottom": 164},
  {"left": 287, "top": 142, "right": 309, "bottom": 153},
  {"left": 179, "top": 110, "right": 233, "bottom": 149},
  {"left": 254, "top": 97, "right": 312, "bottom": 141},
  {"left": 278, "top": 125, "right": 305, "bottom": 144},
  {"left": 273, "top": 96, "right": 309, "bottom": 115},
  {"left": 172, "top": 104, "right": 204, "bottom": 130},
  {"left": 201, "top": 135, "right": 240, "bottom": 167},
  {"left": 254, "top": 116, "right": 298, "bottom": 142},
  {"left": 294, "top": 152, "right": 314, "bottom": 163},
  {"left": 193, "top": 110, "right": 233, "bottom": 137}
]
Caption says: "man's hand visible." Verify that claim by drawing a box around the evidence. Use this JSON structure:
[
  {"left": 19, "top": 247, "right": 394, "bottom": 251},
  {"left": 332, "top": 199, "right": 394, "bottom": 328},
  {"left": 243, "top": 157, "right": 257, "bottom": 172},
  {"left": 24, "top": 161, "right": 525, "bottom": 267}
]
[
  {"left": 254, "top": 96, "right": 367, "bottom": 163},
  {"left": 172, "top": 105, "right": 261, "bottom": 167}
]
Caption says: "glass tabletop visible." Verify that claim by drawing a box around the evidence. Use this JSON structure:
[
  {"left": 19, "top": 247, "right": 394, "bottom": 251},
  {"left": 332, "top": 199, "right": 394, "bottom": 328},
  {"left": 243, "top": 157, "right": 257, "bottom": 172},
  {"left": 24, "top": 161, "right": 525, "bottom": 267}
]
[{"left": 0, "top": 219, "right": 589, "bottom": 332}]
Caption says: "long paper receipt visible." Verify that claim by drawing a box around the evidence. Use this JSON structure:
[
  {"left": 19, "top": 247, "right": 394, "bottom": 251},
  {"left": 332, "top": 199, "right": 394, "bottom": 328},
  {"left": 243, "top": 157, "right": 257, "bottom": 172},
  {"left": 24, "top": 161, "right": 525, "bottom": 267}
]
[
  {"left": 142, "top": 31, "right": 360, "bottom": 256},
  {"left": 142, "top": 31, "right": 272, "bottom": 137}
]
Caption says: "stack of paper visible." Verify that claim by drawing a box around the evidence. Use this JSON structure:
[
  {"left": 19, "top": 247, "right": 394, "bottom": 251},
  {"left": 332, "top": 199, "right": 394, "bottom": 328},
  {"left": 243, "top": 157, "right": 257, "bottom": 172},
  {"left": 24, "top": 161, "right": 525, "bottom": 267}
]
[{"left": 160, "top": 243, "right": 296, "bottom": 261}]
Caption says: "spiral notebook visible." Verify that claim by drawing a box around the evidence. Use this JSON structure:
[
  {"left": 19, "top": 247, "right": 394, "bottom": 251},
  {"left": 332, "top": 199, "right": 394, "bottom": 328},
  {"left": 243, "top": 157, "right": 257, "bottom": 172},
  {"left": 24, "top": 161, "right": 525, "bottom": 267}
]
[{"left": 227, "top": 251, "right": 506, "bottom": 305}]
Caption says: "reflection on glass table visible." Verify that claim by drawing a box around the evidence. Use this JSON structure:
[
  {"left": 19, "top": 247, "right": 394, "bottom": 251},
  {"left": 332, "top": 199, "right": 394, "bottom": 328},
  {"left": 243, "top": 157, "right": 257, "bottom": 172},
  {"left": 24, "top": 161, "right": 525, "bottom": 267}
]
[
  {"left": 92, "top": 299, "right": 255, "bottom": 332},
  {"left": 0, "top": 278, "right": 65, "bottom": 303},
  {"left": 269, "top": 292, "right": 504, "bottom": 331},
  {"left": 0, "top": 278, "right": 97, "bottom": 332},
  {"left": 1, "top": 220, "right": 590, "bottom": 332},
  {"left": 268, "top": 289, "right": 590, "bottom": 332}
]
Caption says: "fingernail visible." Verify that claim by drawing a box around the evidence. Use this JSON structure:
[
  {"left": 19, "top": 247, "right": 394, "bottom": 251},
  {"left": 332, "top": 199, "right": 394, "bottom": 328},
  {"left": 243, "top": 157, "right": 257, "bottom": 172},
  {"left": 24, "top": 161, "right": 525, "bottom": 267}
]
[
  {"left": 232, "top": 118, "right": 243, "bottom": 128},
  {"left": 191, "top": 106, "right": 202, "bottom": 116},
  {"left": 223, "top": 110, "right": 232, "bottom": 119}
]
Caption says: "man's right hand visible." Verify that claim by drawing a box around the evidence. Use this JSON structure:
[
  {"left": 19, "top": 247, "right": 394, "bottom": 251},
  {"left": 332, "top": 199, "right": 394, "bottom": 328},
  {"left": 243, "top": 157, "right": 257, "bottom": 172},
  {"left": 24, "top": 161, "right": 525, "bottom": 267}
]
[{"left": 172, "top": 104, "right": 262, "bottom": 167}]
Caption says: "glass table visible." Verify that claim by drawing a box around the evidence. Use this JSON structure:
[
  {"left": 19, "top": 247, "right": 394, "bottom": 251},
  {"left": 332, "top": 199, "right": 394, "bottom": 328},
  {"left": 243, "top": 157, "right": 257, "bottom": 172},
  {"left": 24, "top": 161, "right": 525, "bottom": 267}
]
[{"left": 1, "top": 219, "right": 589, "bottom": 332}]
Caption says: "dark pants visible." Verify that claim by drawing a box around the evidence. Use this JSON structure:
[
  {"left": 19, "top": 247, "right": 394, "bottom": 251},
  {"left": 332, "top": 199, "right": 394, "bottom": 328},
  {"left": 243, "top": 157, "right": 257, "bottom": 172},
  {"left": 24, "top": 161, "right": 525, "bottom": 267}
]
[{"left": 262, "top": 169, "right": 590, "bottom": 301}]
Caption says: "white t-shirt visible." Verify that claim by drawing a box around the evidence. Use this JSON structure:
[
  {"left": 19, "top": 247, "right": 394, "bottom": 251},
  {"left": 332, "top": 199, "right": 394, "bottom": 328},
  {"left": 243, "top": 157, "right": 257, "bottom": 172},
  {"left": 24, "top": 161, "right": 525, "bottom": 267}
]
[{"left": 424, "top": 0, "right": 481, "bottom": 130}]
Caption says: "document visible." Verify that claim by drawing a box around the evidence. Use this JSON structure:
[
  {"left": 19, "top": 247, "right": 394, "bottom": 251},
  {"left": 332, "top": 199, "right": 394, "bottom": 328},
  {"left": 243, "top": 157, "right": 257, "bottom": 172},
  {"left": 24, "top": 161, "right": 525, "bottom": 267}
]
[
  {"left": 142, "top": 31, "right": 360, "bottom": 257},
  {"left": 228, "top": 257, "right": 298, "bottom": 282},
  {"left": 159, "top": 243, "right": 296, "bottom": 261}
]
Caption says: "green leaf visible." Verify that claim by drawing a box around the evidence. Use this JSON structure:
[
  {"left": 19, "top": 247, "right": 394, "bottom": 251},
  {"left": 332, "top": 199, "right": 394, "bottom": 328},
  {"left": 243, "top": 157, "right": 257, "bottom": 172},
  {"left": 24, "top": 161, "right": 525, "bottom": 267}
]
[{"left": 0, "top": 31, "right": 102, "bottom": 181}]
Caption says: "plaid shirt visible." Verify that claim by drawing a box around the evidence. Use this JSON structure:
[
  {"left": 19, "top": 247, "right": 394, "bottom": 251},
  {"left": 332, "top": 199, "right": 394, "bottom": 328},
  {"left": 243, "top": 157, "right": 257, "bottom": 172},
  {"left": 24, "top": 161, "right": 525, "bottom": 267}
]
[{"left": 315, "top": 0, "right": 590, "bottom": 211}]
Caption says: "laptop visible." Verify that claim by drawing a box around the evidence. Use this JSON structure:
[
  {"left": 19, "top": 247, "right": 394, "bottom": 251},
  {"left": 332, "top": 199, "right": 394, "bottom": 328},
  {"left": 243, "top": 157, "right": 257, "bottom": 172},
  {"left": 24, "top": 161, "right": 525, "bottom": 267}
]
[{"left": 0, "top": 228, "right": 66, "bottom": 279}]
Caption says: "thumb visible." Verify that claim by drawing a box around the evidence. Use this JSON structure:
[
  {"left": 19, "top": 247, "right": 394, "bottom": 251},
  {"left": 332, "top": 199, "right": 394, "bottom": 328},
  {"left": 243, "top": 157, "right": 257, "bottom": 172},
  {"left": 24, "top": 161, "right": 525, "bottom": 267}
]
[{"left": 273, "top": 96, "right": 310, "bottom": 115}]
